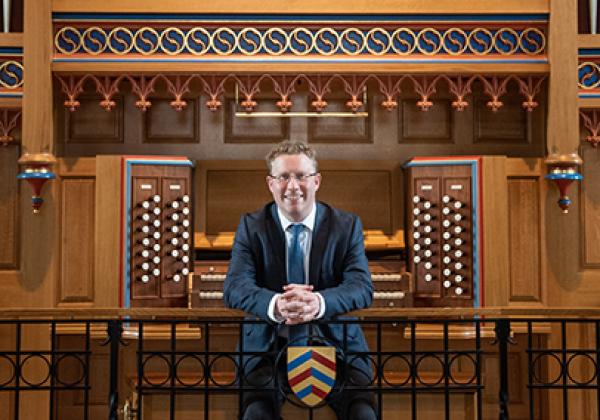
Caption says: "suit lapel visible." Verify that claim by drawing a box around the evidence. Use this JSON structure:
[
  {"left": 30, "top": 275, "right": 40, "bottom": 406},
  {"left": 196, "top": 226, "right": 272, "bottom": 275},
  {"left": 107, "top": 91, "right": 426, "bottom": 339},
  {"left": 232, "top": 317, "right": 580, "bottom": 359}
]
[
  {"left": 309, "top": 202, "right": 330, "bottom": 288},
  {"left": 266, "top": 203, "right": 287, "bottom": 286}
]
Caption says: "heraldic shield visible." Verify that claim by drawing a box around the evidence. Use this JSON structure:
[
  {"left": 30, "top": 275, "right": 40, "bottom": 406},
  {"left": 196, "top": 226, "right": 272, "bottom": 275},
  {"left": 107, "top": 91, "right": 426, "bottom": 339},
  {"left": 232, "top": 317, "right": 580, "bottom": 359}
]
[{"left": 287, "top": 346, "right": 336, "bottom": 406}]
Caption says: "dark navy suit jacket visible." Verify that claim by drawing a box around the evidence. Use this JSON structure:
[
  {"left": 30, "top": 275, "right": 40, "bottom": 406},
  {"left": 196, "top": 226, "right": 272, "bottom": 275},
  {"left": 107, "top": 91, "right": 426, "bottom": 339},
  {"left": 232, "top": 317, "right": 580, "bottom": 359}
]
[{"left": 223, "top": 201, "right": 373, "bottom": 373}]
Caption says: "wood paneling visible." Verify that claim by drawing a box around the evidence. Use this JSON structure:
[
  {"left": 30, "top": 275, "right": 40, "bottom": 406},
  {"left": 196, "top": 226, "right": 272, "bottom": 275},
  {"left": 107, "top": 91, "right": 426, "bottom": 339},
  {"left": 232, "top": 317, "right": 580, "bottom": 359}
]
[
  {"left": 481, "top": 157, "right": 510, "bottom": 307},
  {"left": 484, "top": 352, "right": 525, "bottom": 404},
  {"left": 508, "top": 178, "right": 543, "bottom": 303},
  {"left": 308, "top": 96, "right": 371, "bottom": 143},
  {"left": 205, "top": 169, "right": 272, "bottom": 234},
  {"left": 52, "top": 0, "right": 550, "bottom": 13},
  {"left": 22, "top": 0, "right": 52, "bottom": 155},
  {"left": 506, "top": 158, "right": 543, "bottom": 177},
  {"left": 0, "top": 33, "right": 23, "bottom": 47},
  {"left": 145, "top": 98, "right": 197, "bottom": 143},
  {"left": 13, "top": 33, "right": 57, "bottom": 420},
  {"left": 94, "top": 156, "right": 122, "bottom": 307},
  {"left": 199, "top": 161, "right": 401, "bottom": 235},
  {"left": 53, "top": 61, "right": 551, "bottom": 75},
  {"left": 318, "top": 169, "right": 393, "bottom": 232},
  {"left": 581, "top": 146, "right": 600, "bottom": 267},
  {"left": 0, "top": 145, "right": 19, "bottom": 269},
  {"left": 224, "top": 97, "right": 289, "bottom": 144},
  {"left": 483, "top": 339, "right": 544, "bottom": 419},
  {"left": 548, "top": 0, "right": 579, "bottom": 155},
  {"left": 56, "top": 82, "right": 546, "bottom": 159},
  {"left": 400, "top": 99, "right": 452, "bottom": 142},
  {"left": 65, "top": 94, "right": 123, "bottom": 143},
  {"left": 55, "top": 336, "right": 110, "bottom": 419},
  {"left": 16, "top": 32, "right": 57, "bottom": 420},
  {"left": 59, "top": 179, "right": 95, "bottom": 305},
  {"left": 474, "top": 96, "right": 528, "bottom": 144}
]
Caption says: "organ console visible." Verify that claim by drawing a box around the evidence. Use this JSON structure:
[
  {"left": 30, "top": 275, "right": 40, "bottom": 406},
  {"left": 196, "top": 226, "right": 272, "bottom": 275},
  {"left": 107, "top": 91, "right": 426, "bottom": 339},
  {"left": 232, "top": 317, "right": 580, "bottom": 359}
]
[
  {"left": 404, "top": 157, "right": 482, "bottom": 308},
  {"left": 191, "top": 262, "right": 228, "bottom": 308},
  {"left": 105, "top": 155, "right": 484, "bottom": 311},
  {"left": 191, "top": 258, "right": 411, "bottom": 309},
  {"left": 96, "top": 156, "right": 194, "bottom": 308},
  {"left": 129, "top": 164, "right": 193, "bottom": 307}
]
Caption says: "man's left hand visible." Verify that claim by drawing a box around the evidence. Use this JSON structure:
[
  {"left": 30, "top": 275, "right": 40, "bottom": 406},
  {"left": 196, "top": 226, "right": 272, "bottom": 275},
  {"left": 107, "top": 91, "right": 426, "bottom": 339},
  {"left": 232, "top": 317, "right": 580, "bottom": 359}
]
[{"left": 281, "top": 284, "right": 320, "bottom": 325}]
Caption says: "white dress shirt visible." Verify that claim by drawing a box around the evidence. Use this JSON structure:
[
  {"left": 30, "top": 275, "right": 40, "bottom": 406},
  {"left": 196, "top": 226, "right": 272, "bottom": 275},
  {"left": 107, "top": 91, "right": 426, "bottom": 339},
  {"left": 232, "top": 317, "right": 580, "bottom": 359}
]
[{"left": 267, "top": 203, "right": 326, "bottom": 322}]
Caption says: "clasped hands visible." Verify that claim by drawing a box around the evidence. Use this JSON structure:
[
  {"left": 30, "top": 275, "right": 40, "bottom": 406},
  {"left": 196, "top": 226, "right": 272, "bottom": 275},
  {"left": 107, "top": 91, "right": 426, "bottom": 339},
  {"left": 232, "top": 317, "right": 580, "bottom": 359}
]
[{"left": 274, "top": 284, "right": 320, "bottom": 325}]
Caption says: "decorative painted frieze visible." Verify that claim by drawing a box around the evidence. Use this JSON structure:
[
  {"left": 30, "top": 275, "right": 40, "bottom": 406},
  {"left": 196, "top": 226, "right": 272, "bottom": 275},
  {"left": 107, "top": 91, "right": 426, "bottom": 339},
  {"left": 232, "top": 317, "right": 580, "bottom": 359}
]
[{"left": 52, "top": 14, "right": 547, "bottom": 64}]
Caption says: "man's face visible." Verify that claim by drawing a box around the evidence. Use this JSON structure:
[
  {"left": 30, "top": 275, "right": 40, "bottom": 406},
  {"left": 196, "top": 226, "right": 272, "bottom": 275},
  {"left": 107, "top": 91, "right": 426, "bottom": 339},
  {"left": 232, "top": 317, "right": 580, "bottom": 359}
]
[{"left": 267, "top": 153, "right": 321, "bottom": 222}]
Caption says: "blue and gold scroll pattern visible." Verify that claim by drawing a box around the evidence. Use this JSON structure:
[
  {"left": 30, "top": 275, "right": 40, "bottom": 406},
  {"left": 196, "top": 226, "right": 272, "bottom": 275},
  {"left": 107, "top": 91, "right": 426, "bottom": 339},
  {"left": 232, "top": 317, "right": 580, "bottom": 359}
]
[
  {"left": 54, "top": 26, "right": 546, "bottom": 58},
  {"left": 579, "top": 61, "right": 600, "bottom": 90},
  {"left": 0, "top": 46, "right": 23, "bottom": 95},
  {"left": 0, "top": 60, "right": 22, "bottom": 89}
]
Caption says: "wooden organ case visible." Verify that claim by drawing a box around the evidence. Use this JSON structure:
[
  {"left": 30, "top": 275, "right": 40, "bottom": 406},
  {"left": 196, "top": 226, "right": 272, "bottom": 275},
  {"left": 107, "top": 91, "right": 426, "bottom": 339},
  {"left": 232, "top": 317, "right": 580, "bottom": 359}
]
[{"left": 405, "top": 157, "right": 482, "bottom": 308}]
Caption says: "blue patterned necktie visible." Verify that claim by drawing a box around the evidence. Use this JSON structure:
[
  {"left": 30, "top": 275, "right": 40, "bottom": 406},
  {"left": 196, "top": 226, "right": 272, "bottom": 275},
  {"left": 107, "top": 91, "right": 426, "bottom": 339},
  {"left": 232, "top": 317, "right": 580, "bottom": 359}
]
[
  {"left": 287, "top": 223, "right": 308, "bottom": 345},
  {"left": 287, "top": 224, "right": 305, "bottom": 285}
]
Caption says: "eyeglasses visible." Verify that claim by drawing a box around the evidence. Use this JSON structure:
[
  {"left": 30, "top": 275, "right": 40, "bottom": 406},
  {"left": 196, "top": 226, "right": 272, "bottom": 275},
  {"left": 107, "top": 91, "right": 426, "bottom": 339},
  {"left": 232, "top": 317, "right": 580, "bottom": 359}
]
[{"left": 269, "top": 172, "right": 318, "bottom": 184}]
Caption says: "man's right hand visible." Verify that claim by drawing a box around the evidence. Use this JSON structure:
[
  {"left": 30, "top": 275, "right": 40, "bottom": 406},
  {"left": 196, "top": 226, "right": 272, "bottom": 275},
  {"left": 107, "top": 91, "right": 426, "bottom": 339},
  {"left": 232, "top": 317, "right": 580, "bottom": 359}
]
[{"left": 275, "top": 284, "right": 320, "bottom": 324}]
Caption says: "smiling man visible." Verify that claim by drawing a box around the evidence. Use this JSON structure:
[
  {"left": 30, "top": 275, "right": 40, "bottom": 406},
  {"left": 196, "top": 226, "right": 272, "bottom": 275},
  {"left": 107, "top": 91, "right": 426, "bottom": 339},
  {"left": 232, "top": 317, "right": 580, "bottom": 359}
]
[{"left": 224, "top": 141, "right": 376, "bottom": 420}]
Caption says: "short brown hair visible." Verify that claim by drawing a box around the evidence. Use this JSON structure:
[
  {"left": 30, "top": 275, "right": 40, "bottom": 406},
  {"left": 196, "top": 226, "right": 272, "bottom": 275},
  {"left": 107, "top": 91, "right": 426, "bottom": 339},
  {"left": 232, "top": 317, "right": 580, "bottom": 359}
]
[{"left": 265, "top": 141, "right": 318, "bottom": 174}]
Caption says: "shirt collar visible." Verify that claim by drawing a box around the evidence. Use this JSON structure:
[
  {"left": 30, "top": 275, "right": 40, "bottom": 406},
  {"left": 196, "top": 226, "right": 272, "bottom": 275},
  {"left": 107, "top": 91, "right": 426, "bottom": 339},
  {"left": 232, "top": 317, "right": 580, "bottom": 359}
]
[{"left": 277, "top": 203, "right": 316, "bottom": 233}]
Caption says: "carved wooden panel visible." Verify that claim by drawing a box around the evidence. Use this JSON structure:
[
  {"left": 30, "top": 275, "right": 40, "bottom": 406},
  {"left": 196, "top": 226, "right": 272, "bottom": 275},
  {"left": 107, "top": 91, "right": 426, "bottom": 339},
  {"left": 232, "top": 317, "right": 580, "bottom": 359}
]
[
  {"left": 144, "top": 98, "right": 198, "bottom": 143},
  {"left": 65, "top": 94, "right": 123, "bottom": 143},
  {"left": 0, "top": 145, "right": 19, "bottom": 269},
  {"left": 59, "top": 179, "right": 95, "bottom": 304},
  {"left": 400, "top": 99, "right": 453, "bottom": 143},
  {"left": 474, "top": 94, "right": 528, "bottom": 144},
  {"left": 224, "top": 96, "right": 289, "bottom": 143},
  {"left": 508, "top": 178, "right": 542, "bottom": 302},
  {"left": 581, "top": 146, "right": 600, "bottom": 266},
  {"left": 308, "top": 95, "right": 372, "bottom": 143}
]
